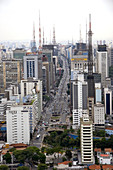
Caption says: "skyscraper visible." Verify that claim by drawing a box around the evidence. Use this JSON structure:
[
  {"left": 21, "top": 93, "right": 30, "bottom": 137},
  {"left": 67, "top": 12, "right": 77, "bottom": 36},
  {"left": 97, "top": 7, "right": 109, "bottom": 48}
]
[
  {"left": 87, "top": 14, "right": 95, "bottom": 99},
  {"left": 81, "top": 114, "right": 93, "bottom": 164}
]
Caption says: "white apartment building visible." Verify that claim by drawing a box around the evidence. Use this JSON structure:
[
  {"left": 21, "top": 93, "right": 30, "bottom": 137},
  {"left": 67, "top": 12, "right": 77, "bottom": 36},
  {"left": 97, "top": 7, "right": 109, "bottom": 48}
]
[
  {"left": 6, "top": 105, "right": 30, "bottom": 144},
  {"left": 80, "top": 114, "right": 93, "bottom": 164},
  {"left": 94, "top": 103, "right": 105, "bottom": 129},
  {"left": 73, "top": 74, "right": 88, "bottom": 128}
]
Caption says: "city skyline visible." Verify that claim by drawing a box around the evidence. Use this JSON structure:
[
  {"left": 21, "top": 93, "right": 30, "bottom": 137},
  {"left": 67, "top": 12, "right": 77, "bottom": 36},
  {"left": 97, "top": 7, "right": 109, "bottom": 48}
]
[{"left": 0, "top": 0, "right": 113, "bottom": 43}]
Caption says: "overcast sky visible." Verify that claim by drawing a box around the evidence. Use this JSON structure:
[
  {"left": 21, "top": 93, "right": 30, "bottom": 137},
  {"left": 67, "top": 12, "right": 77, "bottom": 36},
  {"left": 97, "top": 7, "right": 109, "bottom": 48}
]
[{"left": 0, "top": 0, "right": 113, "bottom": 43}]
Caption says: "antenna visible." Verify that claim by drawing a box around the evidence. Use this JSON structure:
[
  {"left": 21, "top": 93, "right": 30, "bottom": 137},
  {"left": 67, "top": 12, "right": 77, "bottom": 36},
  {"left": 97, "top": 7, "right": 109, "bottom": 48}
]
[
  {"left": 86, "top": 20, "right": 87, "bottom": 48},
  {"left": 52, "top": 25, "right": 56, "bottom": 45},
  {"left": 33, "top": 22, "right": 35, "bottom": 41},
  {"left": 43, "top": 27, "right": 45, "bottom": 45},
  {"left": 39, "top": 10, "right": 41, "bottom": 50}
]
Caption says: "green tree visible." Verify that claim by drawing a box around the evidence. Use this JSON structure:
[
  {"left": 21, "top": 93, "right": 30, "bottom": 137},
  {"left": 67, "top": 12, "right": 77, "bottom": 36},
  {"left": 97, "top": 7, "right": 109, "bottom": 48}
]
[
  {"left": 38, "top": 164, "right": 47, "bottom": 170},
  {"left": 17, "top": 166, "right": 29, "bottom": 170},
  {"left": 0, "top": 165, "right": 9, "bottom": 170},
  {"left": 13, "top": 150, "right": 26, "bottom": 163},
  {"left": 65, "top": 150, "right": 72, "bottom": 160},
  {"left": 9, "top": 148, "right": 16, "bottom": 152},
  {"left": 3, "top": 152, "right": 11, "bottom": 164},
  {"left": 62, "top": 157, "right": 67, "bottom": 162},
  {"left": 39, "top": 153, "right": 46, "bottom": 163}
]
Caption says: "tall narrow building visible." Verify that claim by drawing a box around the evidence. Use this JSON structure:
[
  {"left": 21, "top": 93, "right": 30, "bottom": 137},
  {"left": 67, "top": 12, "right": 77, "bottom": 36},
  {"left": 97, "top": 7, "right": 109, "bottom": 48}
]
[
  {"left": 87, "top": 14, "right": 95, "bottom": 99},
  {"left": 81, "top": 114, "right": 93, "bottom": 164}
]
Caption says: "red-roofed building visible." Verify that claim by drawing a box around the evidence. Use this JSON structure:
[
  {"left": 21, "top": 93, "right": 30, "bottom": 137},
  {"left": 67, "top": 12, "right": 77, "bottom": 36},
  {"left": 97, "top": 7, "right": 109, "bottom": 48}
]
[
  {"left": 102, "top": 164, "right": 113, "bottom": 170},
  {"left": 94, "top": 148, "right": 101, "bottom": 152},
  {"left": 58, "top": 161, "right": 72, "bottom": 168},
  {"left": 104, "top": 148, "right": 112, "bottom": 153},
  {"left": 89, "top": 164, "right": 101, "bottom": 170},
  {"left": 99, "top": 153, "right": 112, "bottom": 164}
]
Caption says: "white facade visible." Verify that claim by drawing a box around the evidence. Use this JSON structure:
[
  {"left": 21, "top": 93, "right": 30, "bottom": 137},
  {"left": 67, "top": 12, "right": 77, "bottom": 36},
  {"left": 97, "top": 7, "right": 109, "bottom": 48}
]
[
  {"left": 81, "top": 115, "right": 93, "bottom": 164},
  {"left": 24, "top": 55, "right": 39, "bottom": 79},
  {"left": 104, "top": 88, "right": 112, "bottom": 115},
  {"left": 99, "top": 154, "right": 112, "bottom": 164},
  {"left": 94, "top": 103, "right": 105, "bottom": 128},
  {"left": 6, "top": 105, "right": 30, "bottom": 144},
  {"left": 0, "top": 101, "right": 7, "bottom": 122},
  {"left": 72, "top": 74, "right": 88, "bottom": 128},
  {"left": 21, "top": 79, "right": 42, "bottom": 119},
  {"left": 97, "top": 51, "right": 108, "bottom": 87}
]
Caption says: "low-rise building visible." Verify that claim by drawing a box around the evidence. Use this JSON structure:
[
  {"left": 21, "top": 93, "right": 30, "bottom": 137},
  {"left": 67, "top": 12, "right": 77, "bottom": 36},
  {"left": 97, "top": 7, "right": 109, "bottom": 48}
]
[{"left": 105, "top": 127, "right": 113, "bottom": 135}]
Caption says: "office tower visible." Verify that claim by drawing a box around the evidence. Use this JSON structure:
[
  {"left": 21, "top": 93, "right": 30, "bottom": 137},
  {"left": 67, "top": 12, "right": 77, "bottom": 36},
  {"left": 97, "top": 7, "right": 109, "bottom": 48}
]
[
  {"left": 73, "top": 74, "right": 88, "bottom": 128},
  {"left": 96, "top": 45, "right": 108, "bottom": 87},
  {"left": 94, "top": 103, "right": 105, "bottom": 130},
  {"left": 0, "top": 59, "right": 23, "bottom": 92},
  {"left": 95, "top": 83, "right": 102, "bottom": 104},
  {"left": 104, "top": 88, "right": 112, "bottom": 115},
  {"left": 42, "top": 61, "right": 50, "bottom": 95},
  {"left": 110, "top": 48, "right": 113, "bottom": 66},
  {"left": 42, "top": 66, "right": 47, "bottom": 95},
  {"left": 23, "top": 53, "right": 42, "bottom": 80},
  {"left": 71, "top": 42, "right": 88, "bottom": 73},
  {"left": 6, "top": 105, "right": 30, "bottom": 144},
  {"left": 81, "top": 114, "right": 93, "bottom": 164},
  {"left": 87, "top": 97, "right": 94, "bottom": 121},
  {"left": 13, "top": 48, "right": 26, "bottom": 59},
  {"left": 87, "top": 14, "right": 95, "bottom": 99}
]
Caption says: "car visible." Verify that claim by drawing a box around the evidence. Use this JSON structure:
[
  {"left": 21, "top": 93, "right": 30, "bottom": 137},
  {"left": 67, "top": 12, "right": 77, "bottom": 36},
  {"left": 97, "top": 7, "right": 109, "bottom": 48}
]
[{"left": 36, "top": 134, "right": 40, "bottom": 139}]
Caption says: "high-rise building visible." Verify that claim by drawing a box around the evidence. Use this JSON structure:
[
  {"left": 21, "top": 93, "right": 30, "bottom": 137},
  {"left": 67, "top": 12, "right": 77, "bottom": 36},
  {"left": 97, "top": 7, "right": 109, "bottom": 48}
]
[
  {"left": 21, "top": 79, "right": 42, "bottom": 119},
  {"left": 42, "top": 66, "right": 47, "bottom": 95},
  {"left": 6, "top": 105, "right": 30, "bottom": 144},
  {"left": 87, "top": 97, "right": 94, "bottom": 121},
  {"left": 96, "top": 45, "right": 108, "bottom": 87},
  {"left": 0, "top": 59, "right": 23, "bottom": 92},
  {"left": 95, "top": 83, "right": 102, "bottom": 104},
  {"left": 72, "top": 74, "right": 88, "bottom": 128},
  {"left": 81, "top": 114, "right": 93, "bottom": 164},
  {"left": 23, "top": 53, "right": 42, "bottom": 80},
  {"left": 94, "top": 103, "right": 105, "bottom": 130},
  {"left": 104, "top": 88, "right": 112, "bottom": 115},
  {"left": 87, "top": 14, "right": 95, "bottom": 99}
]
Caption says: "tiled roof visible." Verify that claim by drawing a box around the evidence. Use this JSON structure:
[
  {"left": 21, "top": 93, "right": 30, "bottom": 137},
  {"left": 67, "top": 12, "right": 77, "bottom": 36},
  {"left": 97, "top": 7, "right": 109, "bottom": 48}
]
[
  {"left": 89, "top": 164, "right": 101, "bottom": 170},
  {"left": 105, "top": 127, "right": 113, "bottom": 130},
  {"left": 102, "top": 164, "right": 113, "bottom": 170},
  {"left": 94, "top": 148, "right": 101, "bottom": 152},
  {"left": 104, "top": 148, "right": 112, "bottom": 153},
  {"left": 58, "top": 161, "right": 72, "bottom": 165},
  {"left": 100, "top": 154, "right": 109, "bottom": 157},
  {"left": 10, "top": 143, "right": 28, "bottom": 148}
]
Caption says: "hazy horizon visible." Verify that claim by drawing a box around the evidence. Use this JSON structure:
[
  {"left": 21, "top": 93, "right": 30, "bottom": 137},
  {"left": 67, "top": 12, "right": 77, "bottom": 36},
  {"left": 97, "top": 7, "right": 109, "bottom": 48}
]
[{"left": 0, "top": 0, "right": 113, "bottom": 43}]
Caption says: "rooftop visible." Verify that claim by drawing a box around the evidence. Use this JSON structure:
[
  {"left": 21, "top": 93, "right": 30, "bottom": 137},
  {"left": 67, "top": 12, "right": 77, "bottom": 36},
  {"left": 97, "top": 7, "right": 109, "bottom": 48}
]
[
  {"left": 102, "top": 164, "right": 113, "bottom": 170},
  {"left": 100, "top": 154, "right": 110, "bottom": 157},
  {"left": 94, "top": 148, "right": 101, "bottom": 152},
  {"left": 89, "top": 164, "right": 101, "bottom": 170},
  {"left": 58, "top": 161, "right": 72, "bottom": 165},
  {"left": 104, "top": 148, "right": 112, "bottom": 153}
]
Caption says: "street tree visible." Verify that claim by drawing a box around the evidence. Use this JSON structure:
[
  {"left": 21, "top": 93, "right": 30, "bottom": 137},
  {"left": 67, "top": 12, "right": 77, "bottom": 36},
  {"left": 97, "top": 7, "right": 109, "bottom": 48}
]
[{"left": 3, "top": 153, "right": 11, "bottom": 164}]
